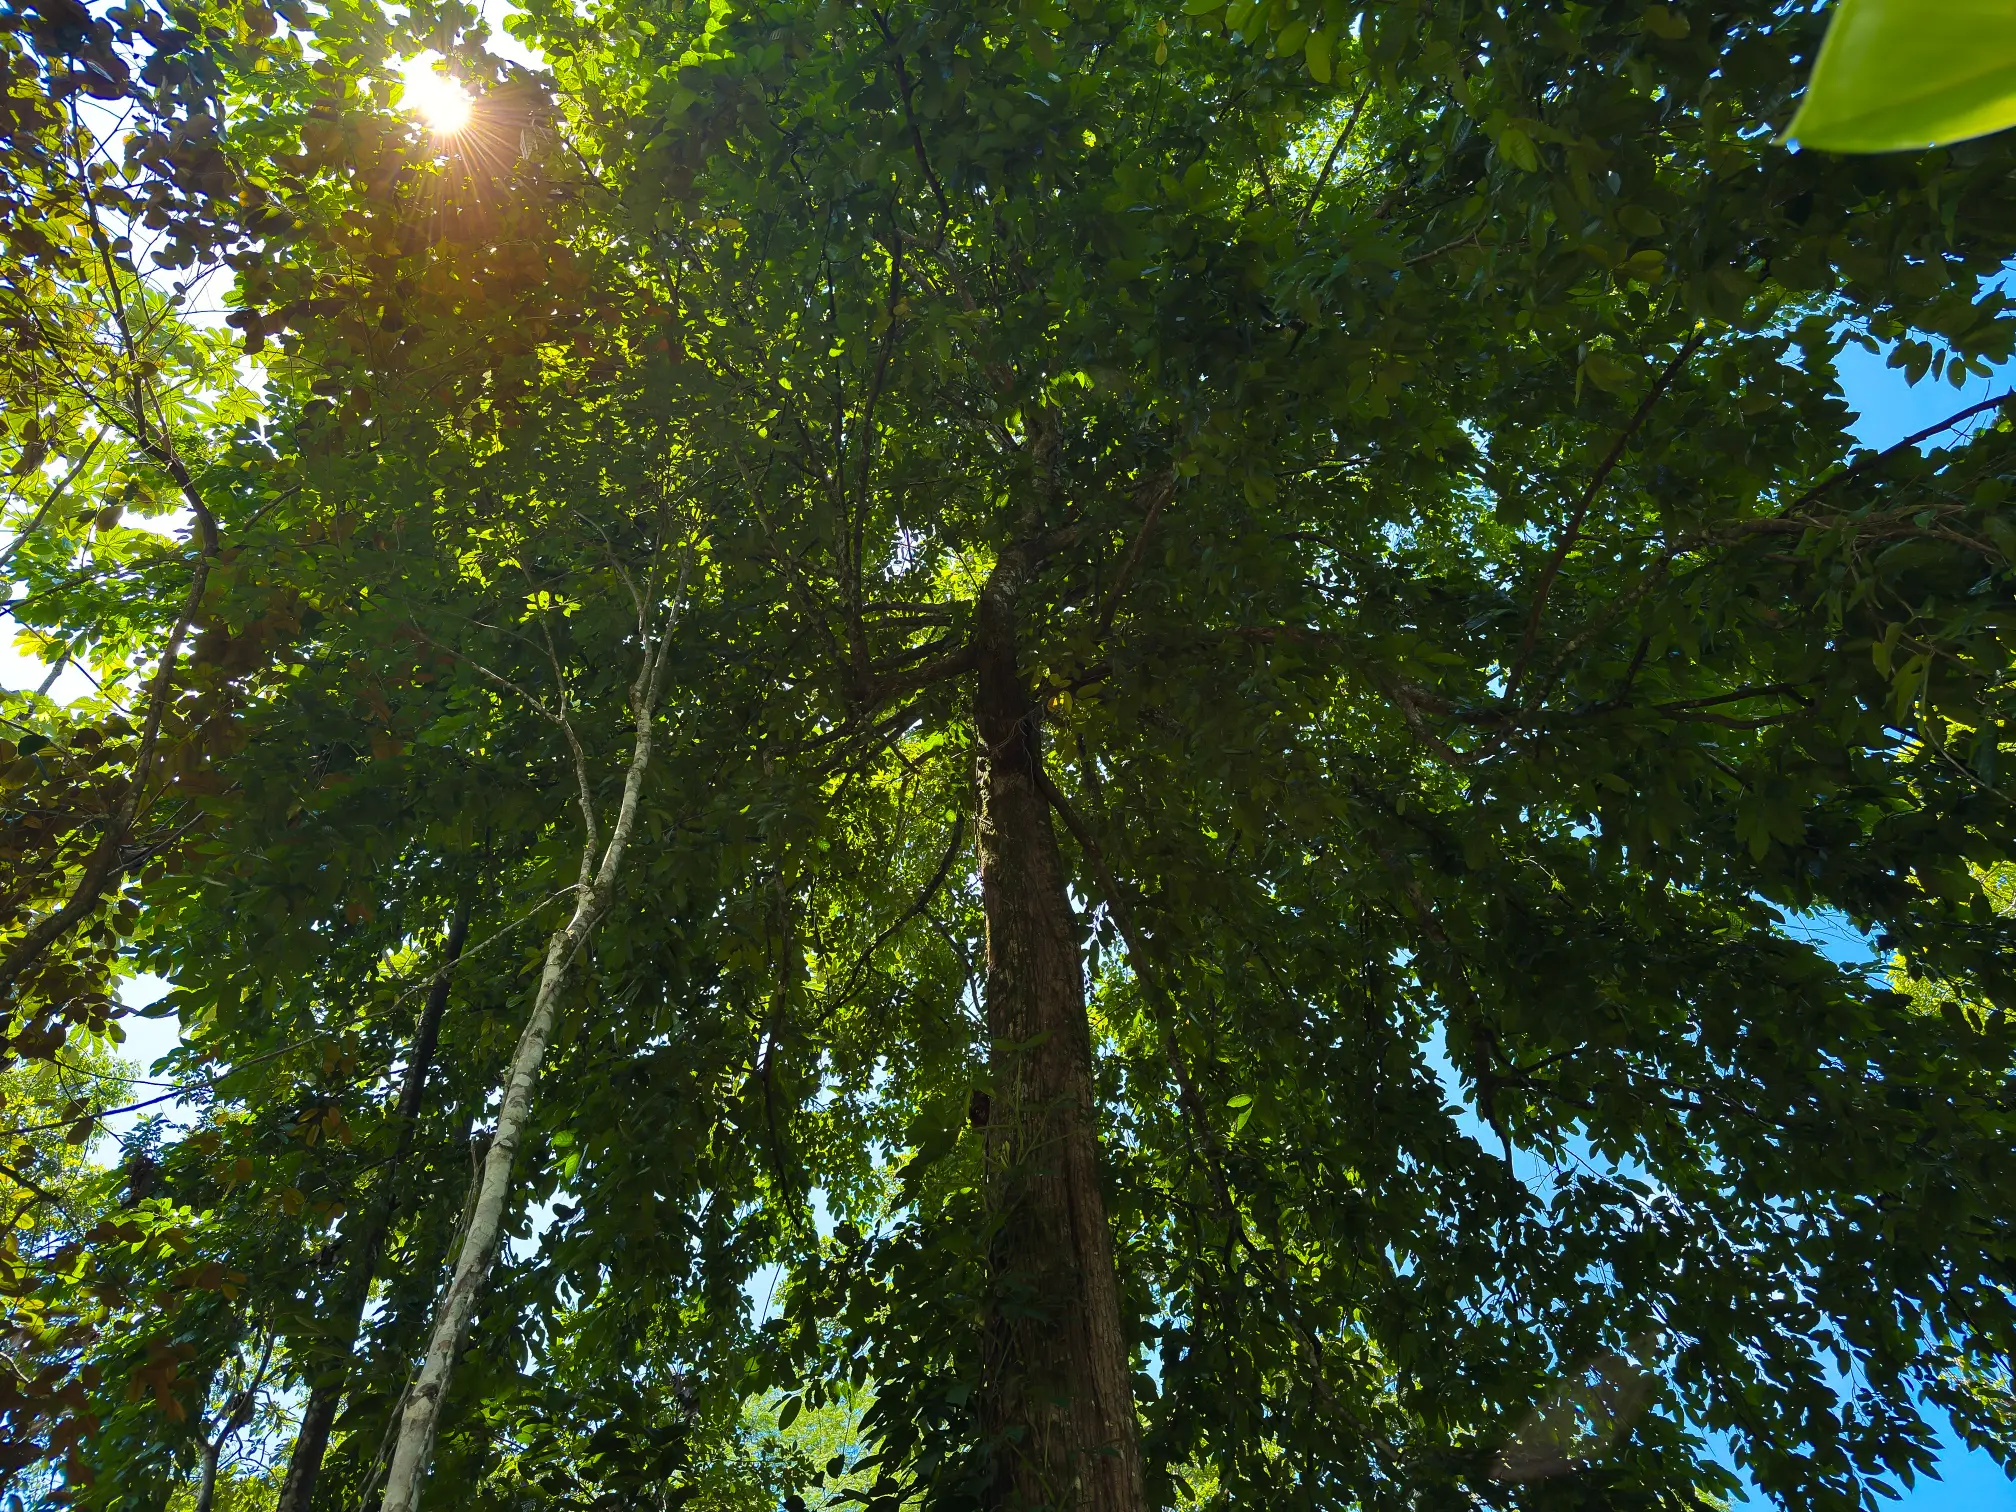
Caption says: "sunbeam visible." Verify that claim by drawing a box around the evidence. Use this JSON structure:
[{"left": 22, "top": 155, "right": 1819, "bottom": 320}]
[{"left": 399, "top": 54, "right": 473, "bottom": 136}]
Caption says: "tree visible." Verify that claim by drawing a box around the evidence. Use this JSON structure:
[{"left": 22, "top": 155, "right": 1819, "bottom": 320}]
[
  {"left": 497, "top": 0, "right": 2016, "bottom": 1506},
  {"left": 88, "top": 43, "right": 796, "bottom": 1503}
]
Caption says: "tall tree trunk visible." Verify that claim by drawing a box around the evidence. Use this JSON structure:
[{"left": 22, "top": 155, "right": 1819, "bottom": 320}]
[
  {"left": 972, "top": 570, "right": 1144, "bottom": 1512},
  {"left": 276, "top": 898, "right": 472, "bottom": 1512}
]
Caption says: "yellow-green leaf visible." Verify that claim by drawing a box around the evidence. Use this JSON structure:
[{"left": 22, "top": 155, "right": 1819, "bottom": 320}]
[
  {"left": 1640, "top": 5, "right": 1689, "bottom": 40},
  {"left": 1788, "top": 0, "right": 2016, "bottom": 153},
  {"left": 1621, "top": 248, "right": 1667, "bottom": 282},
  {"left": 1306, "top": 28, "right": 1333, "bottom": 83},
  {"left": 1581, "top": 349, "right": 1640, "bottom": 394},
  {"left": 1617, "top": 205, "right": 1664, "bottom": 237}
]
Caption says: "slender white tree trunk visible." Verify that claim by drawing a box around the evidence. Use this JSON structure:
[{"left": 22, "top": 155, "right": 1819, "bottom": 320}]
[{"left": 376, "top": 565, "right": 683, "bottom": 1512}]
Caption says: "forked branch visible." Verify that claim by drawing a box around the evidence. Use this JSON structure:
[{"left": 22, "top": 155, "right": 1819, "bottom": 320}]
[{"left": 376, "top": 534, "right": 696, "bottom": 1512}]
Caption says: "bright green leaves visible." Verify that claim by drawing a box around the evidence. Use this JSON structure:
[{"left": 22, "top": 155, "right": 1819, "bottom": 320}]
[
  {"left": 1194, "top": 0, "right": 1345, "bottom": 87},
  {"left": 1789, "top": 0, "right": 2016, "bottom": 153},
  {"left": 1304, "top": 26, "right": 1333, "bottom": 82}
]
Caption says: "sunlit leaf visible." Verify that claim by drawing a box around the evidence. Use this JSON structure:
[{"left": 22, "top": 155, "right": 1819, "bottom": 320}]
[{"left": 1788, "top": 0, "right": 2016, "bottom": 152}]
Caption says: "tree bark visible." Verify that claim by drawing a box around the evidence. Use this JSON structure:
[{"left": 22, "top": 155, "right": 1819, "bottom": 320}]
[
  {"left": 193, "top": 1438, "right": 221, "bottom": 1512},
  {"left": 972, "top": 564, "right": 1144, "bottom": 1512},
  {"left": 275, "top": 898, "right": 472, "bottom": 1512}
]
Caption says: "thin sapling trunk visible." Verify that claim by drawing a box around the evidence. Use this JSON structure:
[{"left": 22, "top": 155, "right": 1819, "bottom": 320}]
[
  {"left": 375, "top": 549, "right": 689, "bottom": 1512},
  {"left": 276, "top": 897, "right": 472, "bottom": 1512}
]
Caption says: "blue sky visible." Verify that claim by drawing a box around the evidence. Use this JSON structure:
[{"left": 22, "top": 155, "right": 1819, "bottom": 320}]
[{"left": 1835, "top": 338, "right": 2009, "bottom": 454}]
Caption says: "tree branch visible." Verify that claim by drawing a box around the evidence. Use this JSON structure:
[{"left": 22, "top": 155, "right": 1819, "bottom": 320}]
[
  {"left": 867, "top": 6, "right": 950, "bottom": 232},
  {"left": 1299, "top": 81, "right": 1373, "bottom": 231},
  {"left": 0, "top": 428, "right": 103, "bottom": 577},
  {"left": 1781, "top": 387, "right": 2016, "bottom": 517},
  {"left": 1093, "top": 469, "right": 1176, "bottom": 640},
  {"left": 400, "top": 624, "right": 558, "bottom": 723},
  {"left": 861, "top": 637, "right": 976, "bottom": 707},
  {"left": 0, "top": 544, "right": 209, "bottom": 999},
  {"left": 815, "top": 814, "right": 964, "bottom": 1022}
]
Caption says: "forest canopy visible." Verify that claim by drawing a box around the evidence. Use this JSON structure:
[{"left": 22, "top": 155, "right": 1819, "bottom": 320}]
[{"left": 2, "top": 0, "right": 2015, "bottom": 1510}]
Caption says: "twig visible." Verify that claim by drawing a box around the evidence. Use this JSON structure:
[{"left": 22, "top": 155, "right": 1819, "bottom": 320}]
[
  {"left": 0, "top": 428, "right": 104, "bottom": 577},
  {"left": 528, "top": 601, "right": 599, "bottom": 877},
  {"left": 399, "top": 624, "right": 557, "bottom": 722},
  {"left": 1508, "top": 326, "right": 1708, "bottom": 695},
  {"left": 0, "top": 538, "right": 212, "bottom": 997},
  {"left": 1404, "top": 229, "right": 1480, "bottom": 267},
  {"left": 0, "top": 1160, "right": 58, "bottom": 1203},
  {"left": 1093, "top": 470, "right": 1177, "bottom": 640},
  {"left": 33, "top": 652, "right": 72, "bottom": 699},
  {"left": 1300, "top": 81, "right": 1373, "bottom": 231},
  {"left": 0, "top": 1083, "right": 190, "bottom": 1137},
  {"left": 815, "top": 815, "right": 965, "bottom": 1021},
  {"left": 368, "top": 887, "right": 581, "bottom": 1019},
  {"left": 867, "top": 6, "right": 949, "bottom": 233}
]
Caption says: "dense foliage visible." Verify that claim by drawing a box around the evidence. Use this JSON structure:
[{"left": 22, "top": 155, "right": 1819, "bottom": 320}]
[{"left": 4, "top": 0, "right": 2016, "bottom": 1510}]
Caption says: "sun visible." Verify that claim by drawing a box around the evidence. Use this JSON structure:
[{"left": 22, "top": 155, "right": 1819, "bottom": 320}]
[{"left": 399, "top": 54, "right": 473, "bottom": 135}]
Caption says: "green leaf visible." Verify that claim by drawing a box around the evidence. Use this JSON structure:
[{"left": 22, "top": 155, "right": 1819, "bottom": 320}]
[
  {"left": 1616, "top": 205, "right": 1664, "bottom": 237},
  {"left": 1620, "top": 248, "right": 1667, "bottom": 282},
  {"left": 1788, "top": 0, "right": 2016, "bottom": 153},
  {"left": 1306, "top": 29, "right": 1333, "bottom": 84},
  {"left": 1980, "top": 513, "right": 2016, "bottom": 563},
  {"left": 1497, "top": 124, "right": 1541, "bottom": 172},
  {"left": 1581, "top": 349, "right": 1640, "bottom": 394},
  {"left": 1639, "top": 5, "right": 1690, "bottom": 40}
]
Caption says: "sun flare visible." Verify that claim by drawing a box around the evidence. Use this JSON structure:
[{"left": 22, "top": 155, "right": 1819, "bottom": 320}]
[{"left": 399, "top": 54, "right": 473, "bottom": 135}]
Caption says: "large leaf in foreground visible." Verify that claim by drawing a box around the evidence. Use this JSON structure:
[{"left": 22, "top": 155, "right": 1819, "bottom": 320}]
[{"left": 1789, "top": 0, "right": 2016, "bottom": 152}]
